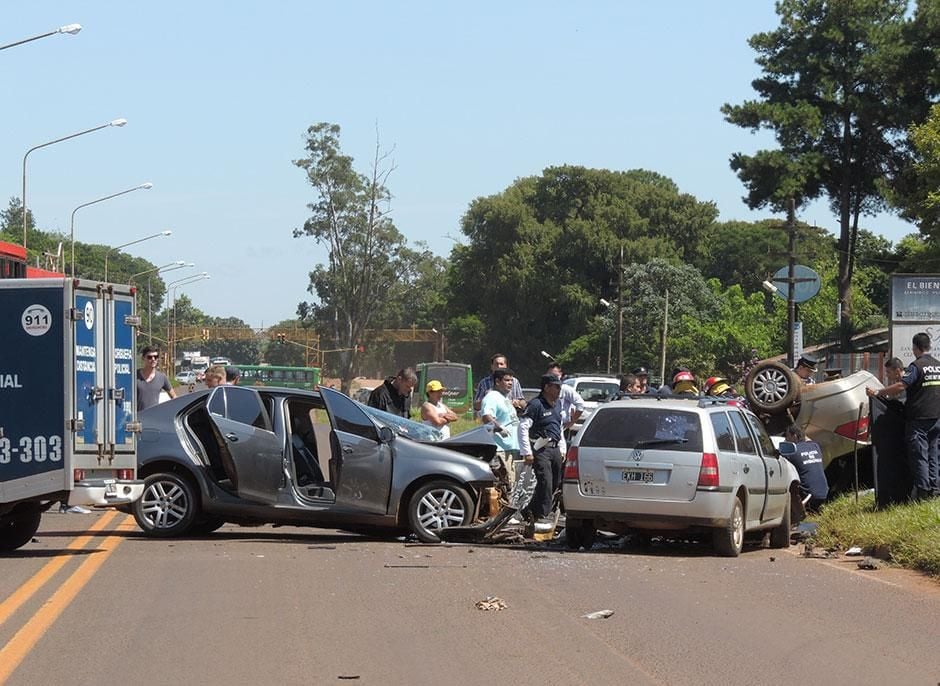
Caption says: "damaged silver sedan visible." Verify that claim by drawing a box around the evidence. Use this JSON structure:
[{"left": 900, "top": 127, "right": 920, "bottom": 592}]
[{"left": 130, "top": 385, "right": 499, "bottom": 542}]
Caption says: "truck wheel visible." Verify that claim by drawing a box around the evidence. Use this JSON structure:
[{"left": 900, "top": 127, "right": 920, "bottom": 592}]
[
  {"left": 0, "top": 508, "right": 42, "bottom": 552},
  {"left": 745, "top": 361, "right": 801, "bottom": 414},
  {"left": 133, "top": 472, "right": 198, "bottom": 537},
  {"left": 712, "top": 496, "right": 744, "bottom": 557},
  {"left": 769, "top": 494, "right": 791, "bottom": 549},
  {"left": 407, "top": 480, "right": 473, "bottom": 543}
]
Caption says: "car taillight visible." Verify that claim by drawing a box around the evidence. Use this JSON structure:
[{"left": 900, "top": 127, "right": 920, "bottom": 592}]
[
  {"left": 563, "top": 446, "right": 579, "bottom": 481},
  {"left": 697, "top": 452, "right": 719, "bottom": 488},
  {"left": 835, "top": 416, "right": 869, "bottom": 441},
  {"left": 117, "top": 469, "right": 134, "bottom": 480},
  {"left": 73, "top": 469, "right": 85, "bottom": 482}
]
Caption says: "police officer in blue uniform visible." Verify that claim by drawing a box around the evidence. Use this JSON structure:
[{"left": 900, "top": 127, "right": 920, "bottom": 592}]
[
  {"left": 871, "top": 332, "right": 940, "bottom": 500},
  {"left": 518, "top": 374, "right": 564, "bottom": 530},
  {"left": 783, "top": 425, "right": 829, "bottom": 511}
]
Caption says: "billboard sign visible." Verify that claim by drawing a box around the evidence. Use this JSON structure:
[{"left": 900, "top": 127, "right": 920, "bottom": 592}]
[{"left": 891, "top": 275, "right": 940, "bottom": 321}]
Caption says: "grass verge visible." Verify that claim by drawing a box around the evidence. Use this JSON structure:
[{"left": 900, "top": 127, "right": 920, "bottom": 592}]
[{"left": 811, "top": 492, "right": 940, "bottom": 578}]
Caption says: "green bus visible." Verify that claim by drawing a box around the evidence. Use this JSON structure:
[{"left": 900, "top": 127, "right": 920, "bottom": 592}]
[
  {"left": 416, "top": 362, "right": 473, "bottom": 414},
  {"left": 238, "top": 365, "right": 321, "bottom": 389}
]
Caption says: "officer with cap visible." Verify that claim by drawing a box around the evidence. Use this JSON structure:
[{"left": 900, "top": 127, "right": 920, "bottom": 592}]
[
  {"left": 518, "top": 374, "right": 564, "bottom": 531},
  {"left": 793, "top": 354, "right": 817, "bottom": 385}
]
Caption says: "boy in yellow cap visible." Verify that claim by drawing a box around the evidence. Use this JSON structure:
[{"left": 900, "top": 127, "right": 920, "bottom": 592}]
[{"left": 421, "top": 379, "right": 458, "bottom": 438}]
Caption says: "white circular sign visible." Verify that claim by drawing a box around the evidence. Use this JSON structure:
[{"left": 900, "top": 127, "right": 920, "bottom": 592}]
[
  {"left": 84, "top": 301, "right": 95, "bottom": 330},
  {"left": 22, "top": 304, "right": 53, "bottom": 337}
]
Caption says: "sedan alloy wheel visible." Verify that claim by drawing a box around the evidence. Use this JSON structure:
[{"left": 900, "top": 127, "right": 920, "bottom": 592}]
[
  {"left": 408, "top": 480, "right": 473, "bottom": 543},
  {"left": 133, "top": 472, "right": 198, "bottom": 537}
]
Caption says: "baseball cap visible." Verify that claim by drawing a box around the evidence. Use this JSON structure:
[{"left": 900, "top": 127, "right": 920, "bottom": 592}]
[
  {"left": 632, "top": 366, "right": 649, "bottom": 376},
  {"left": 540, "top": 374, "right": 563, "bottom": 386},
  {"left": 425, "top": 380, "right": 445, "bottom": 392}
]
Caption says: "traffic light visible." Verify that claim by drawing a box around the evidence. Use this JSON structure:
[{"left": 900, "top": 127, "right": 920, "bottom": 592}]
[
  {"left": 202, "top": 328, "right": 210, "bottom": 341},
  {"left": 276, "top": 333, "right": 285, "bottom": 345}
]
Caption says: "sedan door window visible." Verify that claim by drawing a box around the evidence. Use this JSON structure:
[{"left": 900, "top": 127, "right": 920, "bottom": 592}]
[
  {"left": 209, "top": 386, "right": 272, "bottom": 431},
  {"left": 320, "top": 387, "right": 379, "bottom": 442}
]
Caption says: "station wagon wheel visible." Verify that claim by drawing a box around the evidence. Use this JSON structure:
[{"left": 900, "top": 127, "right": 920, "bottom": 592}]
[
  {"left": 745, "top": 361, "right": 801, "bottom": 414},
  {"left": 133, "top": 472, "right": 198, "bottom": 538},
  {"left": 712, "top": 495, "right": 744, "bottom": 557},
  {"left": 408, "top": 480, "right": 473, "bottom": 543},
  {"left": 564, "top": 518, "right": 597, "bottom": 551}
]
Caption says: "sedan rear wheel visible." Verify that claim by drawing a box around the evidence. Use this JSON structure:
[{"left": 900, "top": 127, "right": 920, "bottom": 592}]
[
  {"left": 408, "top": 480, "right": 473, "bottom": 543},
  {"left": 712, "top": 495, "right": 745, "bottom": 557},
  {"left": 133, "top": 472, "right": 198, "bottom": 537}
]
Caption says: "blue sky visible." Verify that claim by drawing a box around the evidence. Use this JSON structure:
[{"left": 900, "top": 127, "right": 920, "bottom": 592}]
[{"left": 1, "top": 2, "right": 917, "bottom": 326}]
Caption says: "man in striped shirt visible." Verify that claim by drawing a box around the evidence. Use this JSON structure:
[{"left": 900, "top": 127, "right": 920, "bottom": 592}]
[{"left": 473, "top": 352, "right": 525, "bottom": 415}]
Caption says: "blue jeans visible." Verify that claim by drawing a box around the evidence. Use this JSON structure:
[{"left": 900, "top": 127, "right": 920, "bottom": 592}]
[{"left": 904, "top": 417, "right": 940, "bottom": 496}]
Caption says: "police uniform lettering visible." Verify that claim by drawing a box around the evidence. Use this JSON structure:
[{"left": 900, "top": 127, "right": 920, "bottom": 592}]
[{"left": 904, "top": 354, "right": 940, "bottom": 420}]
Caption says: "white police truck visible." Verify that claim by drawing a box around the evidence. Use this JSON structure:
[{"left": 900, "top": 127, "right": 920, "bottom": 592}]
[{"left": 0, "top": 278, "right": 144, "bottom": 551}]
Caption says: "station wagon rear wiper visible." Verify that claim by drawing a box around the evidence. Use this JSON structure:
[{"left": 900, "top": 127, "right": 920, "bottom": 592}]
[{"left": 633, "top": 438, "right": 689, "bottom": 448}]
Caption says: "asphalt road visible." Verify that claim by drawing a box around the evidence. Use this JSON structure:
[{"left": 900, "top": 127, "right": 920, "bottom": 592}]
[{"left": 2, "top": 512, "right": 939, "bottom": 685}]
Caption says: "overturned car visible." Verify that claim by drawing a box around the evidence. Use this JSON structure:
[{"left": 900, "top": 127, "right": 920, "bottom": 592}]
[{"left": 745, "top": 361, "right": 881, "bottom": 487}]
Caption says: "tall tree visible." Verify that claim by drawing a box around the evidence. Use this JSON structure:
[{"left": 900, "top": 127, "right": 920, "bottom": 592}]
[
  {"left": 722, "top": 0, "right": 933, "bottom": 346},
  {"left": 449, "top": 166, "right": 717, "bottom": 381},
  {"left": 293, "top": 123, "right": 412, "bottom": 392}
]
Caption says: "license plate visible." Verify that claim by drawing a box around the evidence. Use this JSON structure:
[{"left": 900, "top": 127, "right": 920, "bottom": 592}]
[{"left": 622, "top": 469, "right": 654, "bottom": 483}]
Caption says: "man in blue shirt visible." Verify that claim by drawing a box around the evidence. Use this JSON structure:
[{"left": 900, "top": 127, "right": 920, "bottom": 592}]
[
  {"left": 519, "top": 374, "right": 564, "bottom": 529},
  {"left": 480, "top": 368, "right": 521, "bottom": 483},
  {"left": 783, "top": 425, "right": 829, "bottom": 511}
]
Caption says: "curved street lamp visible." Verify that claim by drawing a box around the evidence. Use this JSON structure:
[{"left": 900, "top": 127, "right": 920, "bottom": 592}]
[
  {"left": 166, "top": 273, "right": 210, "bottom": 366},
  {"left": 69, "top": 181, "right": 152, "bottom": 276},
  {"left": 133, "top": 261, "right": 193, "bottom": 344},
  {"left": 104, "top": 229, "right": 172, "bottom": 281},
  {"left": 0, "top": 23, "right": 81, "bottom": 51},
  {"left": 22, "top": 118, "right": 127, "bottom": 252},
  {"left": 130, "top": 259, "right": 188, "bottom": 284}
]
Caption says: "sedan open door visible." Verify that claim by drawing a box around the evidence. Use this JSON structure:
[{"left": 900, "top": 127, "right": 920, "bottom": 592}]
[{"left": 206, "top": 386, "right": 283, "bottom": 504}]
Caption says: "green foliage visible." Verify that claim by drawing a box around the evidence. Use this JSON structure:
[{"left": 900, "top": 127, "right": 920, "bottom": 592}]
[
  {"left": 894, "top": 103, "right": 940, "bottom": 237},
  {"left": 813, "top": 492, "right": 940, "bottom": 578},
  {"left": 696, "top": 219, "right": 835, "bottom": 292},
  {"left": 722, "top": 0, "right": 936, "bottom": 333},
  {"left": 449, "top": 166, "right": 718, "bottom": 381}
]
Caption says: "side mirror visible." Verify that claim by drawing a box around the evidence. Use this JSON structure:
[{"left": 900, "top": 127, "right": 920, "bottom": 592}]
[
  {"left": 378, "top": 426, "right": 395, "bottom": 444},
  {"left": 777, "top": 440, "right": 796, "bottom": 457}
]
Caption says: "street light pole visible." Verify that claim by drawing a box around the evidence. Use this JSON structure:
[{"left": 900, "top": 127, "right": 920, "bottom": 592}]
[
  {"left": 22, "top": 118, "right": 127, "bottom": 253},
  {"left": 143, "top": 264, "right": 193, "bottom": 344},
  {"left": 165, "top": 273, "right": 210, "bottom": 369},
  {"left": 0, "top": 23, "right": 81, "bottom": 51},
  {"left": 104, "top": 230, "right": 171, "bottom": 281},
  {"left": 69, "top": 182, "right": 152, "bottom": 276}
]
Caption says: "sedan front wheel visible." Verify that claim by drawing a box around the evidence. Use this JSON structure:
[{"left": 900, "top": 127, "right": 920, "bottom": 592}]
[
  {"left": 407, "top": 480, "right": 473, "bottom": 543},
  {"left": 133, "top": 472, "right": 199, "bottom": 537}
]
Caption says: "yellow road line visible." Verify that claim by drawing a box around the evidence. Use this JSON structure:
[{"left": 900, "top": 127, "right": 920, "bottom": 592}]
[
  {"left": 0, "top": 510, "right": 119, "bottom": 628},
  {"left": 0, "top": 514, "right": 132, "bottom": 684}
]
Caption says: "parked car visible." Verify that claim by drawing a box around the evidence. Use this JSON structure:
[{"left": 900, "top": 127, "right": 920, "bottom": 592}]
[
  {"left": 521, "top": 387, "right": 540, "bottom": 403},
  {"left": 353, "top": 386, "right": 374, "bottom": 404},
  {"left": 562, "top": 375, "right": 621, "bottom": 434},
  {"left": 563, "top": 396, "right": 800, "bottom": 556},
  {"left": 130, "top": 385, "right": 497, "bottom": 542},
  {"left": 744, "top": 361, "right": 882, "bottom": 487},
  {"left": 175, "top": 370, "right": 197, "bottom": 385}
]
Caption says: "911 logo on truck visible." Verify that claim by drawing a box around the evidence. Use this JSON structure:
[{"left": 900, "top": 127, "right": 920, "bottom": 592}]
[{"left": 21, "top": 304, "right": 52, "bottom": 336}]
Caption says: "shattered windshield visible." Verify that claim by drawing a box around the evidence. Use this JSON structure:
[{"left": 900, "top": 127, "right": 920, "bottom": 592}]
[{"left": 358, "top": 403, "right": 444, "bottom": 441}]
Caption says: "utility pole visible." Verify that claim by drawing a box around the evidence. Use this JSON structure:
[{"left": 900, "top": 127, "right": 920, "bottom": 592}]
[
  {"left": 617, "top": 243, "right": 624, "bottom": 376},
  {"left": 786, "top": 199, "right": 797, "bottom": 367},
  {"left": 659, "top": 288, "right": 669, "bottom": 385}
]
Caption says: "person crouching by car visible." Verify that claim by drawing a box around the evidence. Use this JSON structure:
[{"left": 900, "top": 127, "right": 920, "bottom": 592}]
[
  {"left": 518, "top": 374, "right": 564, "bottom": 532},
  {"left": 783, "top": 424, "right": 829, "bottom": 512}
]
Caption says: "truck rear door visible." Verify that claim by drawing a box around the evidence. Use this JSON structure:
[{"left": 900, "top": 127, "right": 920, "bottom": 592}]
[{"left": 0, "top": 279, "right": 68, "bottom": 501}]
